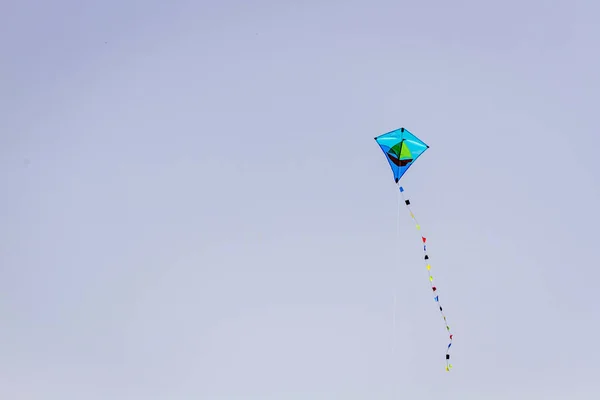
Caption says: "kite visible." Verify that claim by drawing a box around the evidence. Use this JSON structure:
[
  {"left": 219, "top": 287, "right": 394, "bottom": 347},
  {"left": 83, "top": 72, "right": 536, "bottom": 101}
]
[{"left": 374, "top": 127, "right": 454, "bottom": 372}]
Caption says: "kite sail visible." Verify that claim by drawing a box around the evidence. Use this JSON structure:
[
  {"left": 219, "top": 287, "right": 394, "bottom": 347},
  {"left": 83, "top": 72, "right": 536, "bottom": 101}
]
[{"left": 374, "top": 127, "right": 454, "bottom": 372}]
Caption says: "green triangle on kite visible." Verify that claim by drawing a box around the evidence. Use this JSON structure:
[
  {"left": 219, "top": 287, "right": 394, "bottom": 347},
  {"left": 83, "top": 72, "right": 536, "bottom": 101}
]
[{"left": 400, "top": 141, "right": 412, "bottom": 160}]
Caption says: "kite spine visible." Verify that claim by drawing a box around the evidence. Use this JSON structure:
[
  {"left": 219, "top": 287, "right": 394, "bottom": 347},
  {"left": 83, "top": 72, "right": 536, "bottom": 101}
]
[{"left": 399, "top": 185, "right": 454, "bottom": 371}]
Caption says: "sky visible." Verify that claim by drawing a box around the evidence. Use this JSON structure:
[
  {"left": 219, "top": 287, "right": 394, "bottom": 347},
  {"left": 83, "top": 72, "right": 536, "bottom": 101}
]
[{"left": 1, "top": 0, "right": 599, "bottom": 399}]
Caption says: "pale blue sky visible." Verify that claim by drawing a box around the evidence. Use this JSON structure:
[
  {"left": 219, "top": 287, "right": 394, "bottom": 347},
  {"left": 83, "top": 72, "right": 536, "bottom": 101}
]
[{"left": 1, "top": 1, "right": 599, "bottom": 399}]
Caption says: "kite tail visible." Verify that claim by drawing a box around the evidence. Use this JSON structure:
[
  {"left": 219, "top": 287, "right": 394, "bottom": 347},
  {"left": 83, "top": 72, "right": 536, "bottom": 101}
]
[{"left": 398, "top": 185, "right": 454, "bottom": 372}]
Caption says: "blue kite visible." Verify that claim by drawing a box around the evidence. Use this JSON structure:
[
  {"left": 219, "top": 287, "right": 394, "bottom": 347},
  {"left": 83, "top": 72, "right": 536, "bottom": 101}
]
[{"left": 374, "top": 127, "right": 454, "bottom": 372}]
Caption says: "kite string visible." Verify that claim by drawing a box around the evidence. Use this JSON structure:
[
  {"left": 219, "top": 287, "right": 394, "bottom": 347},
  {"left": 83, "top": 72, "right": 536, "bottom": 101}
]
[
  {"left": 392, "top": 185, "right": 401, "bottom": 355},
  {"left": 391, "top": 184, "right": 401, "bottom": 399},
  {"left": 398, "top": 184, "right": 454, "bottom": 372},
  {"left": 392, "top": 293, "right": 396, "bottom": 354}
]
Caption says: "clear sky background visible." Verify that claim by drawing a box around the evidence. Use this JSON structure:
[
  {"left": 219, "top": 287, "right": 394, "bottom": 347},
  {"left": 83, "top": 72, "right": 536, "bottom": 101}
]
[{"left": 1, "top": 1, "right": 599, "bottom": 399}]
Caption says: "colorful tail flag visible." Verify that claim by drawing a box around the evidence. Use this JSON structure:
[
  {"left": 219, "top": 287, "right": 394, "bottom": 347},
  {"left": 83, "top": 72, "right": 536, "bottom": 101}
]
[
  {"left": 374, "top": 127, "right": 455, "bottom": 371},
  {"left": 399, "top": 185, "right": 453, "bottom": 372}
]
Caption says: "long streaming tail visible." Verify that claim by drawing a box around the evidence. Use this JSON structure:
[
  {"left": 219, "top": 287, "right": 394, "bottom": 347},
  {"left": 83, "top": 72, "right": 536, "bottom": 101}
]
[{"left": 398, "top": 185, "right": 454, "bottom": 371}]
